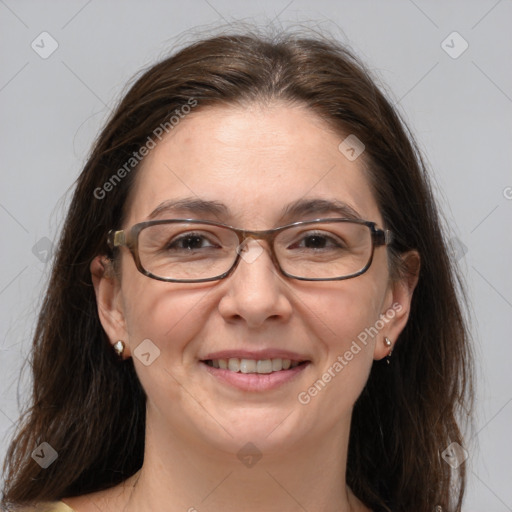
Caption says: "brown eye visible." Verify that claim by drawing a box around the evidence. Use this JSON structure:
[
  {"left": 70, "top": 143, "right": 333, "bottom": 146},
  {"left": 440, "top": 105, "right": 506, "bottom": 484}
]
[{"left": 166, "top": 232, "right": 219, "bottom": 251}]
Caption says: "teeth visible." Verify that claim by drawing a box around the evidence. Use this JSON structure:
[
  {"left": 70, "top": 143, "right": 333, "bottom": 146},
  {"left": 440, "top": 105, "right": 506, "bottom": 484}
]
[
  {"left": 228, "top": 358, "right": 240, "bottom": 372},
  {"left": 240, "top": 359, "right": 256, "bottom": 373},
  {"left": 206, "top": 357, "right": 303, "bottom": 373},
  {"left": 272, "top": 358, "right": 282, "bottom": 371},
  {"left": 256, "top": 359, "right": 273, "bottom": 373}
]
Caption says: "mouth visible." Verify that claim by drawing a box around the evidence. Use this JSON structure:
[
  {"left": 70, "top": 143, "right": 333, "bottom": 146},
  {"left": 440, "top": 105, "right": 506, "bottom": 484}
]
[
  {"left": 201, "top": 357, "right": 309, "bottom": 374},
  {"left": 199, "top": 354, "right": 311, "bottom": 392}
]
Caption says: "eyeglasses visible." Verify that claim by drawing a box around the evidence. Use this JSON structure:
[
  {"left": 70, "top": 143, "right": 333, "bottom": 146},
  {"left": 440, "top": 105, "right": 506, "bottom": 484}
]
[{"left": 107, "top": 218, "right": 393, "bottom": 283}]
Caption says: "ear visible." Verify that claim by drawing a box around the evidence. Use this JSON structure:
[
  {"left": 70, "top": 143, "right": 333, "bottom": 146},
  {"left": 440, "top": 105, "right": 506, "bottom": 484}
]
[
  {"left": 373, "top": 250, "right": 420, "bottom": 360},
  {"left": 90, "top": 255, "right": 131, "bottom": 358}
]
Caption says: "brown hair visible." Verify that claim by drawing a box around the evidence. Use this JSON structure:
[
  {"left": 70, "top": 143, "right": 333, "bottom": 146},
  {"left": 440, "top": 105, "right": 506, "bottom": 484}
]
[{"left": 1, "top": 26, "right": 473, "bottom": 512}]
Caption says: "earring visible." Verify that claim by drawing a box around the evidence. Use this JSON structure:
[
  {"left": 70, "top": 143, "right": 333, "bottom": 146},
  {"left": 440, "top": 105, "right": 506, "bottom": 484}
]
[
  {"left": 384, "top": 337, "right": 393, "bottom": 364},
  {"left": 113, "top": 340, "right": 125, "bottom": 358}
]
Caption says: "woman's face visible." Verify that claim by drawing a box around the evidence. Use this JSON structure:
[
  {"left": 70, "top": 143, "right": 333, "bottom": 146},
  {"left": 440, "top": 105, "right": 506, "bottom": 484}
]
[{"left": 95, "top": 103, "right": 413, "bottom": 457}]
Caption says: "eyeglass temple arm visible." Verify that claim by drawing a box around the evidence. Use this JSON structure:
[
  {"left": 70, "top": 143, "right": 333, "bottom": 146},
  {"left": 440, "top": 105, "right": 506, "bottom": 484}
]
[
  {"left": 373, "top": 228, "right": 393, "bottom": 246},
  {"left": 107, "top": 230, "right": 126, "bottom": 249}
]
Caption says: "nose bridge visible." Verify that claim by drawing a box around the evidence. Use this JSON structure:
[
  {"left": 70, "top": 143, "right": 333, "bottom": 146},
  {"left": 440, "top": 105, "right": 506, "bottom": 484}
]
[
  {"left": 218, "top": 227, "right": 292, "bottom": 328},
  {"left": 238, "top": 226, "right": 277, "bottom": 246},
  {"left": 235, "top": 227, "right": 280, "bottom": 275}
]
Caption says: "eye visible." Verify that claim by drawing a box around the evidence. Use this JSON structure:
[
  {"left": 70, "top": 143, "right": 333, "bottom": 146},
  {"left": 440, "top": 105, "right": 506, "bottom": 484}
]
[
  {"left": 290, "top": 231, "right": 346, "bottom": 250},
  {"left": 166, "top": 232, "right": 220, "bottom": 251}
]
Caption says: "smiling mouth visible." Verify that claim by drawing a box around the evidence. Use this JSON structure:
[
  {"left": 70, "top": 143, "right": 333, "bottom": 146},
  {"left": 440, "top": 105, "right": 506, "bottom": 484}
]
[{"left": 201, "top": 358, "right": 310, "bottom": 374}]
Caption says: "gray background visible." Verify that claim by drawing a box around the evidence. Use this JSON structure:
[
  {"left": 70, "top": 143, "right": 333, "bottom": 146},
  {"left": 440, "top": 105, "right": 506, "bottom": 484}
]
[{"left": 1, "top": 0, "right": 511, "bottom": 509}]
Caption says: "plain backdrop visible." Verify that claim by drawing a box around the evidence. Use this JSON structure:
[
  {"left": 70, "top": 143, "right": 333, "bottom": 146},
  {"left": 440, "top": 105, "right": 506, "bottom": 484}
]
[{"left": 1, "top": 1, "right": 511, "bottom": 509}]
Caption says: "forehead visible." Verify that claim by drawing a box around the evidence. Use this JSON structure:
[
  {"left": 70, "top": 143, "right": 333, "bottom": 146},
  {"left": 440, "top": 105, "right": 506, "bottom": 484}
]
[{"left": 124, "top": 103, "right": 382, "bottom": 228}]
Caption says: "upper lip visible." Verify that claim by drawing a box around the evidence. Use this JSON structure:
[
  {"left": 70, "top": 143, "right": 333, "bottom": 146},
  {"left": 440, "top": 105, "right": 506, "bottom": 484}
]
[{"left": 201, "top": 349, "right": 310, "bottom": 363}]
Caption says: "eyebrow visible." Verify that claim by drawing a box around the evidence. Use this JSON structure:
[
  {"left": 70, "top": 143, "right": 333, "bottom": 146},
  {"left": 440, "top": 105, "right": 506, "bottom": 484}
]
[
  {"left": 146, "top": 197, "right": 362, "bottom": 223},
  {"left": 280, "top": 198, "right": 362, "bottom": 222},
  {"left": 147, "top": 198, "right": 228, "bottom": 220}
]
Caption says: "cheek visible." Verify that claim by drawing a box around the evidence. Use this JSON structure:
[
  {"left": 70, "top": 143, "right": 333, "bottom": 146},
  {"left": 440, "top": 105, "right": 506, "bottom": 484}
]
[
  {"left": 296, "top": 275, "right": 386, "bottom": 412},
  {"left": 303, "top": 270, "right": 386, "bottom": 350},
  {"left": 120, "top": 268, "right": 212, "bottom": 361},
  {"left": 120, "top": 278, "right": 215, "bottom": 411},
  {"left": 321, "top": 286, "right": 381, "bottom": 371}
]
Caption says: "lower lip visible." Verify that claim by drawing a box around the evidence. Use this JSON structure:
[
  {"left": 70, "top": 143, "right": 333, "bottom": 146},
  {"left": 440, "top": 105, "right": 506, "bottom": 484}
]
[{"left": 200, "top": 361, "right": 310, "bottom": 392}]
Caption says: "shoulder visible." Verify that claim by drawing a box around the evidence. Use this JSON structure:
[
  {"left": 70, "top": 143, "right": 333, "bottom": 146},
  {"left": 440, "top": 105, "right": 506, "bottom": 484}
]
[{"left": 11, "top": 502, "right": 75, "bottom": 512}]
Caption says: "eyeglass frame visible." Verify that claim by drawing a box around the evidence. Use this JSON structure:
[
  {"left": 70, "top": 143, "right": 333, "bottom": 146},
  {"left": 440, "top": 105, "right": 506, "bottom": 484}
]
[{"left": 107, "top": 218, "right": 393, "bottom": 283}]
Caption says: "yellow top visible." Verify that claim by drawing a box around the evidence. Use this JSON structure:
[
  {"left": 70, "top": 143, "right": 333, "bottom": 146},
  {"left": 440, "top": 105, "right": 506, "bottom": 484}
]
[{"left": 14, "top": 502, "right": 74, "bottom": 512}]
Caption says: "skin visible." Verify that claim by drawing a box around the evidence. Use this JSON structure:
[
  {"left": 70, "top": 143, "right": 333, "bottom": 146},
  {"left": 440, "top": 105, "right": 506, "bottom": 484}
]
[{"left": 67, "top": 103, "right": 419, "bottom": 512}]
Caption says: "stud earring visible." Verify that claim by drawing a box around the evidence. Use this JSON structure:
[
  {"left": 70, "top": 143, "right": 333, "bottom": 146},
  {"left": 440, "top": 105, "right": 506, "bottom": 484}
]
[
  {"left": 384, "top": 337, "right": 393, "bottom": 364},
  {"left": 113, "top": 340, "right": 125, "bottom": 358}
]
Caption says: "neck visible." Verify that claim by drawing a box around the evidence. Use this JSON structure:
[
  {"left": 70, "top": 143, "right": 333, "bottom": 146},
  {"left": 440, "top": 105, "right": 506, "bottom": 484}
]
[{"left": 123, "top": 407, "right": 367, "bottom": 512}]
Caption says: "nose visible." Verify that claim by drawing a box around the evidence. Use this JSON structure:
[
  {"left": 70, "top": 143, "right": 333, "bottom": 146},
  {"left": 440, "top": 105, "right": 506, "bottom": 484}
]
[{"left": 217, "top": 239, "right": 293, "bottom": 329}]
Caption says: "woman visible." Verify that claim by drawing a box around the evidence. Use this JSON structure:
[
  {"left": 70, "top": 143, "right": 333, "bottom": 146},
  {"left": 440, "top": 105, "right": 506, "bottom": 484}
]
[{"left": 1, "top": 28, "right": 473, "bottom": 512}]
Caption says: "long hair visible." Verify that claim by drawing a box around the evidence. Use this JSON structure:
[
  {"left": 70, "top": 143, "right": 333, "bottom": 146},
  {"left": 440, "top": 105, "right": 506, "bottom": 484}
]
[{"left": 1, "top": 27, "right": 473, "bottom": 512}]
